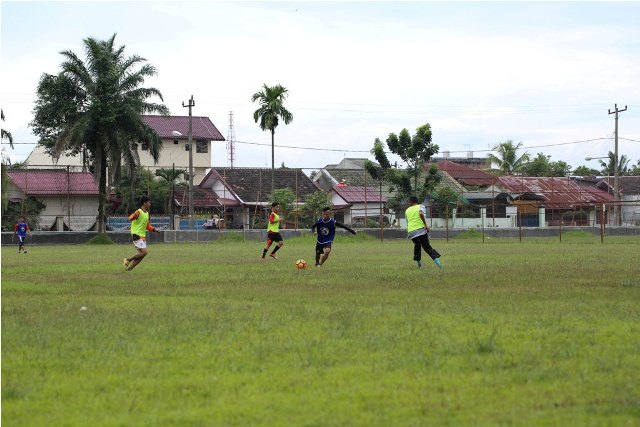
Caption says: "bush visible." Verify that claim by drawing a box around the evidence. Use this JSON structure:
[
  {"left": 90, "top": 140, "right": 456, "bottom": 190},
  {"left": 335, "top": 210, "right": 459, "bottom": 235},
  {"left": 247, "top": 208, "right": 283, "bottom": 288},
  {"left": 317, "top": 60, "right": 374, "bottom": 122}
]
[{"left": 86, "top": 233, "right": 114, "bottom": 244}]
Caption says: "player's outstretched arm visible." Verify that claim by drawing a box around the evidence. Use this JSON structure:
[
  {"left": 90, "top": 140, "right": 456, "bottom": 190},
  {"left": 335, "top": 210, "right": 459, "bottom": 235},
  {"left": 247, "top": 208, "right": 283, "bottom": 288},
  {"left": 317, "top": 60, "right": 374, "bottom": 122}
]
[{"left": 336, "top": 221, "right": 357, "bottom": 234}]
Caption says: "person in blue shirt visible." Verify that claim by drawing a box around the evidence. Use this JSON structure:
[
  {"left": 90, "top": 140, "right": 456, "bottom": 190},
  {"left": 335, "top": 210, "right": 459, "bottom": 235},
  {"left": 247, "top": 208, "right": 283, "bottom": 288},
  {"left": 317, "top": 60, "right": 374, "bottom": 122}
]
[
  {"left": 311, "top": 207, "right": 356, "bottom": 267},
  {"left": 13, "top": 215, "right": 32, "bottom": 253}
]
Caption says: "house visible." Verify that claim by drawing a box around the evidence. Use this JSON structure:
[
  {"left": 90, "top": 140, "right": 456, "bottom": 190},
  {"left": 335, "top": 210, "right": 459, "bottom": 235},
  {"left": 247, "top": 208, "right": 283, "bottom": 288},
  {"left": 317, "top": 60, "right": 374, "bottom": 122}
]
[
  {"left": 497, "top": 176, "right": 613, "bottom": 226},
  {"left": 6, "top": 169, "right": 99, "bottom": 230},
  {"left": 198, "top": 167, "right": 320, "bottom": 229},
  {"left": 593, "top": 176, "right": 640, "bottom": 226},
  {"left": 25, "top": 115, "right": 225, "bottom": 185},
  {"left": 330, "top": 185, "right": 388, "bottom": 227},
  {"left": 435, "top": 160, "right": 614, "bottom": 227}
]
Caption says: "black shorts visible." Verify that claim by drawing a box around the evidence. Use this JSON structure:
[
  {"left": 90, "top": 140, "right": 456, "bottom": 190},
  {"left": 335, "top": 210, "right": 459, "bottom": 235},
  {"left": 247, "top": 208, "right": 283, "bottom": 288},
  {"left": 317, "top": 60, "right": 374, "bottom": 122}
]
[
  {"left": 267, "top": 232, "right": 283, "bottom": 243},
  {"left": 315, "top": 242, "right": 332, "bottom": 254}
]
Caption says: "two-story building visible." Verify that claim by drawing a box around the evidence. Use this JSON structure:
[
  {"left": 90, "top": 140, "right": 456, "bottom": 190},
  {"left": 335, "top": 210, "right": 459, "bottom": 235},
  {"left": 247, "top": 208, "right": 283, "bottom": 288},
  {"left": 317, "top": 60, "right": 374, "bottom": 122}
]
[{"left": 25, "top": 115, "right": 225, "bottom": 185}]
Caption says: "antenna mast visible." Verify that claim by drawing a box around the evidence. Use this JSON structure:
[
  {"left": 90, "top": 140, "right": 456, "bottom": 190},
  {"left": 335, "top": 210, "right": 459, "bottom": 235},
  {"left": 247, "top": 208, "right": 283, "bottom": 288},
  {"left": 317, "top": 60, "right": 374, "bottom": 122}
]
[{"left": 227, "top": 111, "right": 236, "bottom": 168}]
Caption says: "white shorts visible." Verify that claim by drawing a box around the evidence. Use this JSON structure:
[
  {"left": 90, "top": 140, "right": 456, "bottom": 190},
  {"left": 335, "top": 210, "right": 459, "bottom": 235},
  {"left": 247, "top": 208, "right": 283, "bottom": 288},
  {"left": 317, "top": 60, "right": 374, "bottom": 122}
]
[{"left": 133, "top": 239, "right": 147, "bottom": 250}]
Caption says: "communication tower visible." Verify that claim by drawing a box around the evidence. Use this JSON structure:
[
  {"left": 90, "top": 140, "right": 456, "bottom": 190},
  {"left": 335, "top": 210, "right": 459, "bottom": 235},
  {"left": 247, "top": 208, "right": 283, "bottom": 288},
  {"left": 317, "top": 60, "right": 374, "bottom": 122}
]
[{"left": 227, "top": 111, "right": 236, "bottom": 168}]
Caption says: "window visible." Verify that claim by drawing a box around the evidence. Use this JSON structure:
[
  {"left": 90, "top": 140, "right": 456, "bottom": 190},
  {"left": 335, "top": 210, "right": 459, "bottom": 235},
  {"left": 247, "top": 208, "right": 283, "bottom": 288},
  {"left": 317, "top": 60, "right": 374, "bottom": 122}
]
[{"left": 196, "top": 141, "right": 208, "bottom": 153}]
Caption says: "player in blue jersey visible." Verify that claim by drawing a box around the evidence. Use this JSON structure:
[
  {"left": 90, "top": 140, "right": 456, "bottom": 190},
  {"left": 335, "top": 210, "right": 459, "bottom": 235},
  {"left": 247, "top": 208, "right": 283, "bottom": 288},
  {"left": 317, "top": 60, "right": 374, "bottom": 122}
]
[
  {"left": 311, "top": 207, "right": 357, "bottom": 267},
  {"left": 13, "top": 215, "right": 32, "bottom": 253}
]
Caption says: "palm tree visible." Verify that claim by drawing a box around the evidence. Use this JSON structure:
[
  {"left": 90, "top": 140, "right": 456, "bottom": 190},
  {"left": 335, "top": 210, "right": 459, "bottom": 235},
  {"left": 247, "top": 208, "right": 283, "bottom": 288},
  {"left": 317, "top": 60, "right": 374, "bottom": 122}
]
[
  {"left": 1, "top": 109, "right": 13, "bottom": 149},
  {"left": 156, "top": 167, "right": 186, "bottom": 215},
  {"left": 488, "top": 140, "right": 530, "bottom": 175},
  {"left": 32, "top": 34, "right": 169, "bottom": 233},
  {"left": 598, "top": 151, "right": 630, "bottom": 176},
  {"left": 251, "top": 84, "right": 293, "bottom": 194},
  {"left": 1, "top": 110, "right": 14, "bottom": 215}
]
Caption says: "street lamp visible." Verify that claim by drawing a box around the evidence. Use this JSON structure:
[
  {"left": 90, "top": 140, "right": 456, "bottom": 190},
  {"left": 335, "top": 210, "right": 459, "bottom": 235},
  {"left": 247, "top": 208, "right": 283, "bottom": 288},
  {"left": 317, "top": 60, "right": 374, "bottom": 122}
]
[{"left": 172, "top": 128, "right": 193, "bottom": 229}]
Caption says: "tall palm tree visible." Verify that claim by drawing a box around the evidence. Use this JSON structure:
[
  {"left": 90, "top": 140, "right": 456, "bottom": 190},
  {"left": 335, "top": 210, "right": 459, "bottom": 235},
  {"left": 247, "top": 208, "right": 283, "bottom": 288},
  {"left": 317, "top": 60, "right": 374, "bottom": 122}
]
[
  {"left": 1, "top": 109, "right": 13, "bottom": 149},
  {"left": 598, "top": 150, "right": 630, "bottom": 176},
  {"left": 488, "top": 140, "right": 530, "bottom": 175},
  {"left": 1, "top": 110, "right": 14, "bottom": 215},
  {"left": 251, "top": 84, "right": 293, "bottom": 194},
  {"left": 32, "top": 34, "right": 169, "bottom": 233}
]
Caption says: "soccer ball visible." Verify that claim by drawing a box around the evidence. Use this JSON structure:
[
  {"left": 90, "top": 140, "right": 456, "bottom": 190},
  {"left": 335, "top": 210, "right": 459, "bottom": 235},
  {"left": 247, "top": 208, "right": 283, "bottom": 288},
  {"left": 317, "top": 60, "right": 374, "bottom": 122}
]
[{"left": 295, "top": 259, "right": 307, "bottom": 269}]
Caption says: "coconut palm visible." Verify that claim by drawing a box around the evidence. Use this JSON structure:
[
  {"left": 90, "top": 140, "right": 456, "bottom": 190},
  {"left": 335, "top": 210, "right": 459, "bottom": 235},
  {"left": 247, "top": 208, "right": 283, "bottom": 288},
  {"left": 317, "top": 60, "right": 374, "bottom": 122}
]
[
  {"left": 251, "top": 84, "right": 293, "bottom": 194},
  {"left": 31, "top": 34, "right": 169, "bottom": 233},
  {"left": 488, "top": 140, "right": 530, "bottom": 175},
  {"left": 598, "top": 151, "right": 631, "bottom": 176}
]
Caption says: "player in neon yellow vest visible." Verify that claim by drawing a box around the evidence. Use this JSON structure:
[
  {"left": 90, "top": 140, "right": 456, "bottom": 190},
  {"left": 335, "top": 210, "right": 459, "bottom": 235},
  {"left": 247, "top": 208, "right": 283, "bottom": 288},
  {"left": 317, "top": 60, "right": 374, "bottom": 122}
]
[
  {"left": 123, "top": 196, "right": 161, "bottom": 271},
  {"left": 405, "top": 196, "right": 442, "bottom": 269},
  {"left": 261, "top": 202, "right": 284, "bottom": 260}
]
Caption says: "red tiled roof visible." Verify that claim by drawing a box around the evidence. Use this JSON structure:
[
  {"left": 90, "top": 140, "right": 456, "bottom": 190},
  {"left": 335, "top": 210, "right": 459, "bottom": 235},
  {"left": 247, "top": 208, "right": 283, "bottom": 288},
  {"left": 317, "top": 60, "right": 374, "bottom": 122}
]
[
  {"left": 8, "top": 170, "right": 99, "bottom": 196},
  {"left": 498, "top": 176, "right": 611, "bottom": 208},
  {"left": 333, "top": 186, "right": 387, "bottom": 203},
  {"left": 143, "top": 115, "right": 225, "bottom": 141},
  {"left": 435, "top": 160, "right": 497, "bottom": 186}
]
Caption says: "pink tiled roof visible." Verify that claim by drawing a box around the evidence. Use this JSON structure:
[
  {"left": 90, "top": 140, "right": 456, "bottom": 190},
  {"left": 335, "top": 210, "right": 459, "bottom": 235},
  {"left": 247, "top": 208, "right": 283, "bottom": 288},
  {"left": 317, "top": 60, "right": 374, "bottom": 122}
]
[
  {"left": 8, "top": 170, "right": 99, "bottom": 196},
  {"left": 498, "top": 176, "right": 611, "bottom": 208},
  {"left": 143, "top": 115, "right": 225, "bottom": 141},
  {"left": 333, "top": 186, "right": 387, "bottom": 203}
]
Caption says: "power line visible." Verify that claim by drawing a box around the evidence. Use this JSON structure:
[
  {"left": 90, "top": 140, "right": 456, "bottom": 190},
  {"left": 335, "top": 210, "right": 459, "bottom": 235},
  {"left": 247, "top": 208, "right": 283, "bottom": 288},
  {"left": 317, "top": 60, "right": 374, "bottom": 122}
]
[
  {"left": 0, "top": 136, "right": 631, "bottom": 156},
  {"left": 231, "top": 137, "right": 615, "bottom": 154}
]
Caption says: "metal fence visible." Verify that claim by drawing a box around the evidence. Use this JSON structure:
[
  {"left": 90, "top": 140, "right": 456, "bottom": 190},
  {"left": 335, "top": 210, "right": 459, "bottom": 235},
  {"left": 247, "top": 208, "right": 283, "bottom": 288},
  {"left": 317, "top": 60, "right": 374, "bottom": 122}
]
[{"left": 5, "top": 164, "right": 640, "bottom": 232}]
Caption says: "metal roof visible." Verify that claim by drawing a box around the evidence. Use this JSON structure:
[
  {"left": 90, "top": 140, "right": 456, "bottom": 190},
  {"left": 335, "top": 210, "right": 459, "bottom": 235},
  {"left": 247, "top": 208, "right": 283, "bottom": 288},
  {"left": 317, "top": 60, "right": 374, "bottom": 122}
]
[
  {"left": 498, "top": 176, "right": 611, "bottom": 208},
  {"left": 332, "top": 186, "right": 387, "bottom": 203}
]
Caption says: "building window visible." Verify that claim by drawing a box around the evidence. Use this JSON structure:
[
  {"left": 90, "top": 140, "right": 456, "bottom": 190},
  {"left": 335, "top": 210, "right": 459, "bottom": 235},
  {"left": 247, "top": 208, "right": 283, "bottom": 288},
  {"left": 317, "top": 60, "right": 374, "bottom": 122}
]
[{"left": 196, "top": 141, "right": 208, "bottom": 153}]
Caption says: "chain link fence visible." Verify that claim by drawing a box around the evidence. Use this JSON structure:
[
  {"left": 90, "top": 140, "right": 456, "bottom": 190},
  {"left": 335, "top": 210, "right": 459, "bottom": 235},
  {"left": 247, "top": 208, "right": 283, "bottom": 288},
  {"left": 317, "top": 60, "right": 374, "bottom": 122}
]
[{"left": 4, "top": 164, "right": 640, "bottom": 235}]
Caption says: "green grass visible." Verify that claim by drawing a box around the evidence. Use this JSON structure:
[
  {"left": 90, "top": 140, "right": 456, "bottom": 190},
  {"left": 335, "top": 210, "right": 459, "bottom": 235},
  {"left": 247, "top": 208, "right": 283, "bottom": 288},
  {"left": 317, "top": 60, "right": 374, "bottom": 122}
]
[{"left": 2, "top": 236, "right": 640, "bottom": 426}]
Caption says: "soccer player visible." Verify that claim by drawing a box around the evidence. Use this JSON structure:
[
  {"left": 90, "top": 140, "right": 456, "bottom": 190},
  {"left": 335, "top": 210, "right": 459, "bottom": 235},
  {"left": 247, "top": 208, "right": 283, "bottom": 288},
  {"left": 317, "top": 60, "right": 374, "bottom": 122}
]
[
  {"left": 261, "top": 202, "right": 284, "bottom": 260},
  {"left": 13, "top": 215, "right": 32, "bottom": 253},
  {"left": 123, "top": 196, "right": 161, "bottom": 271},
  {"left": 311, "top": 207, "right": 357, "bottom": 267},
  {"left": 406, "top": 196, "right": 442, "bottom": 270}
]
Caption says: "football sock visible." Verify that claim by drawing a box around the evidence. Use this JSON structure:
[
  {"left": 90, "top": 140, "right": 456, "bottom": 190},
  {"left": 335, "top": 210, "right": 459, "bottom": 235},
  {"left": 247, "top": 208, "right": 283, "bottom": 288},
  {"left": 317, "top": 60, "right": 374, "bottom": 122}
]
[
  {"left": 434, "top": 258, "right": 442, "bottom": 269},
  {"left": 262, "top": 248, "right": 268, "bottom": 258},
  {"left": 271, "top": 246, "right": 281, "bottom": 254}
]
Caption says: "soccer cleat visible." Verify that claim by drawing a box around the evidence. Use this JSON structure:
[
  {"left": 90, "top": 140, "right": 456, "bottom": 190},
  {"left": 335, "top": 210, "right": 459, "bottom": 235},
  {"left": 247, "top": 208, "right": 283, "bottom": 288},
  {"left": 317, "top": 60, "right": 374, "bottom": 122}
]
[
  {"left": 123, "top": 258, "right": 130, "bottom": 269},
  {"left": 416, "top": 260, "right": 422, "bottom": 268},
  {"left": 23, "top": 250, "right": 27, "bottom": 254},
  {"left": 434, "top": 258, "right": 442, "bottom": 270},
  {"left": 269, "top": 254, "right": 279, "bottom": 260}
]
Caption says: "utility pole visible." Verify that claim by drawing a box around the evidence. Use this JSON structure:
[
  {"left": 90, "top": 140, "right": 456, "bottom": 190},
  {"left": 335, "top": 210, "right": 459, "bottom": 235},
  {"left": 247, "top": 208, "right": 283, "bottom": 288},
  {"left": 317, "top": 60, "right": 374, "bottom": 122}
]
[
  {"left": 608, "top": 103, "right": 627, "bottom": 226},
  {"left": 183, "top": 95, "right": 195, "bottom": 229}
]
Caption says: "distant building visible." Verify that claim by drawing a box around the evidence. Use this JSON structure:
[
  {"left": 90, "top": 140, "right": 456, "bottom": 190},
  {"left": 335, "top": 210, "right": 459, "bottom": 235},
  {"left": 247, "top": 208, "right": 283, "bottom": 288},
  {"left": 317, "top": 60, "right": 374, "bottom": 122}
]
[
  {"left": 25, "top": 115, "right": 225, "bottom": 185},
  {"left": 6, "top": 169, "right": 99, "bottom": 230}
]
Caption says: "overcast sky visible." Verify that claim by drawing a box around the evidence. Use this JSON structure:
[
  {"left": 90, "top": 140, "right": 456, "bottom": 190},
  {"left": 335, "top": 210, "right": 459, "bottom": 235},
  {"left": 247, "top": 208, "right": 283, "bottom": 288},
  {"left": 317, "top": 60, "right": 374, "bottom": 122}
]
[{"left": 1, "top": 1, "right": 639, "bottom": 172}]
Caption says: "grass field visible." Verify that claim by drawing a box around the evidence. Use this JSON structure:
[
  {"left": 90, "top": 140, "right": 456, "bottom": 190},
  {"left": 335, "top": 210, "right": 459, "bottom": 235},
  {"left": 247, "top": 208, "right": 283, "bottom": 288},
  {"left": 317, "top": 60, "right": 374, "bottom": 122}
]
[{"left": 2, "top": 234, "right": 640, "bottom": 426}]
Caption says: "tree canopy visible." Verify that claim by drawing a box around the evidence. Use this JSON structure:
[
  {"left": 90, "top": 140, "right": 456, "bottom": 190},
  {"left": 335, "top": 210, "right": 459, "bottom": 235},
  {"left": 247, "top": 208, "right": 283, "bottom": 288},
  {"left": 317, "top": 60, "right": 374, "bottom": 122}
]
[
  {"left": 488, "top": 140, "right": 530, "bottom": 175},
  {"left": 30, "top": 34, "right": 169, "bottom": 232},
  {"left": 251, "top": 84, "right": 293, "bottom": 194}
]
